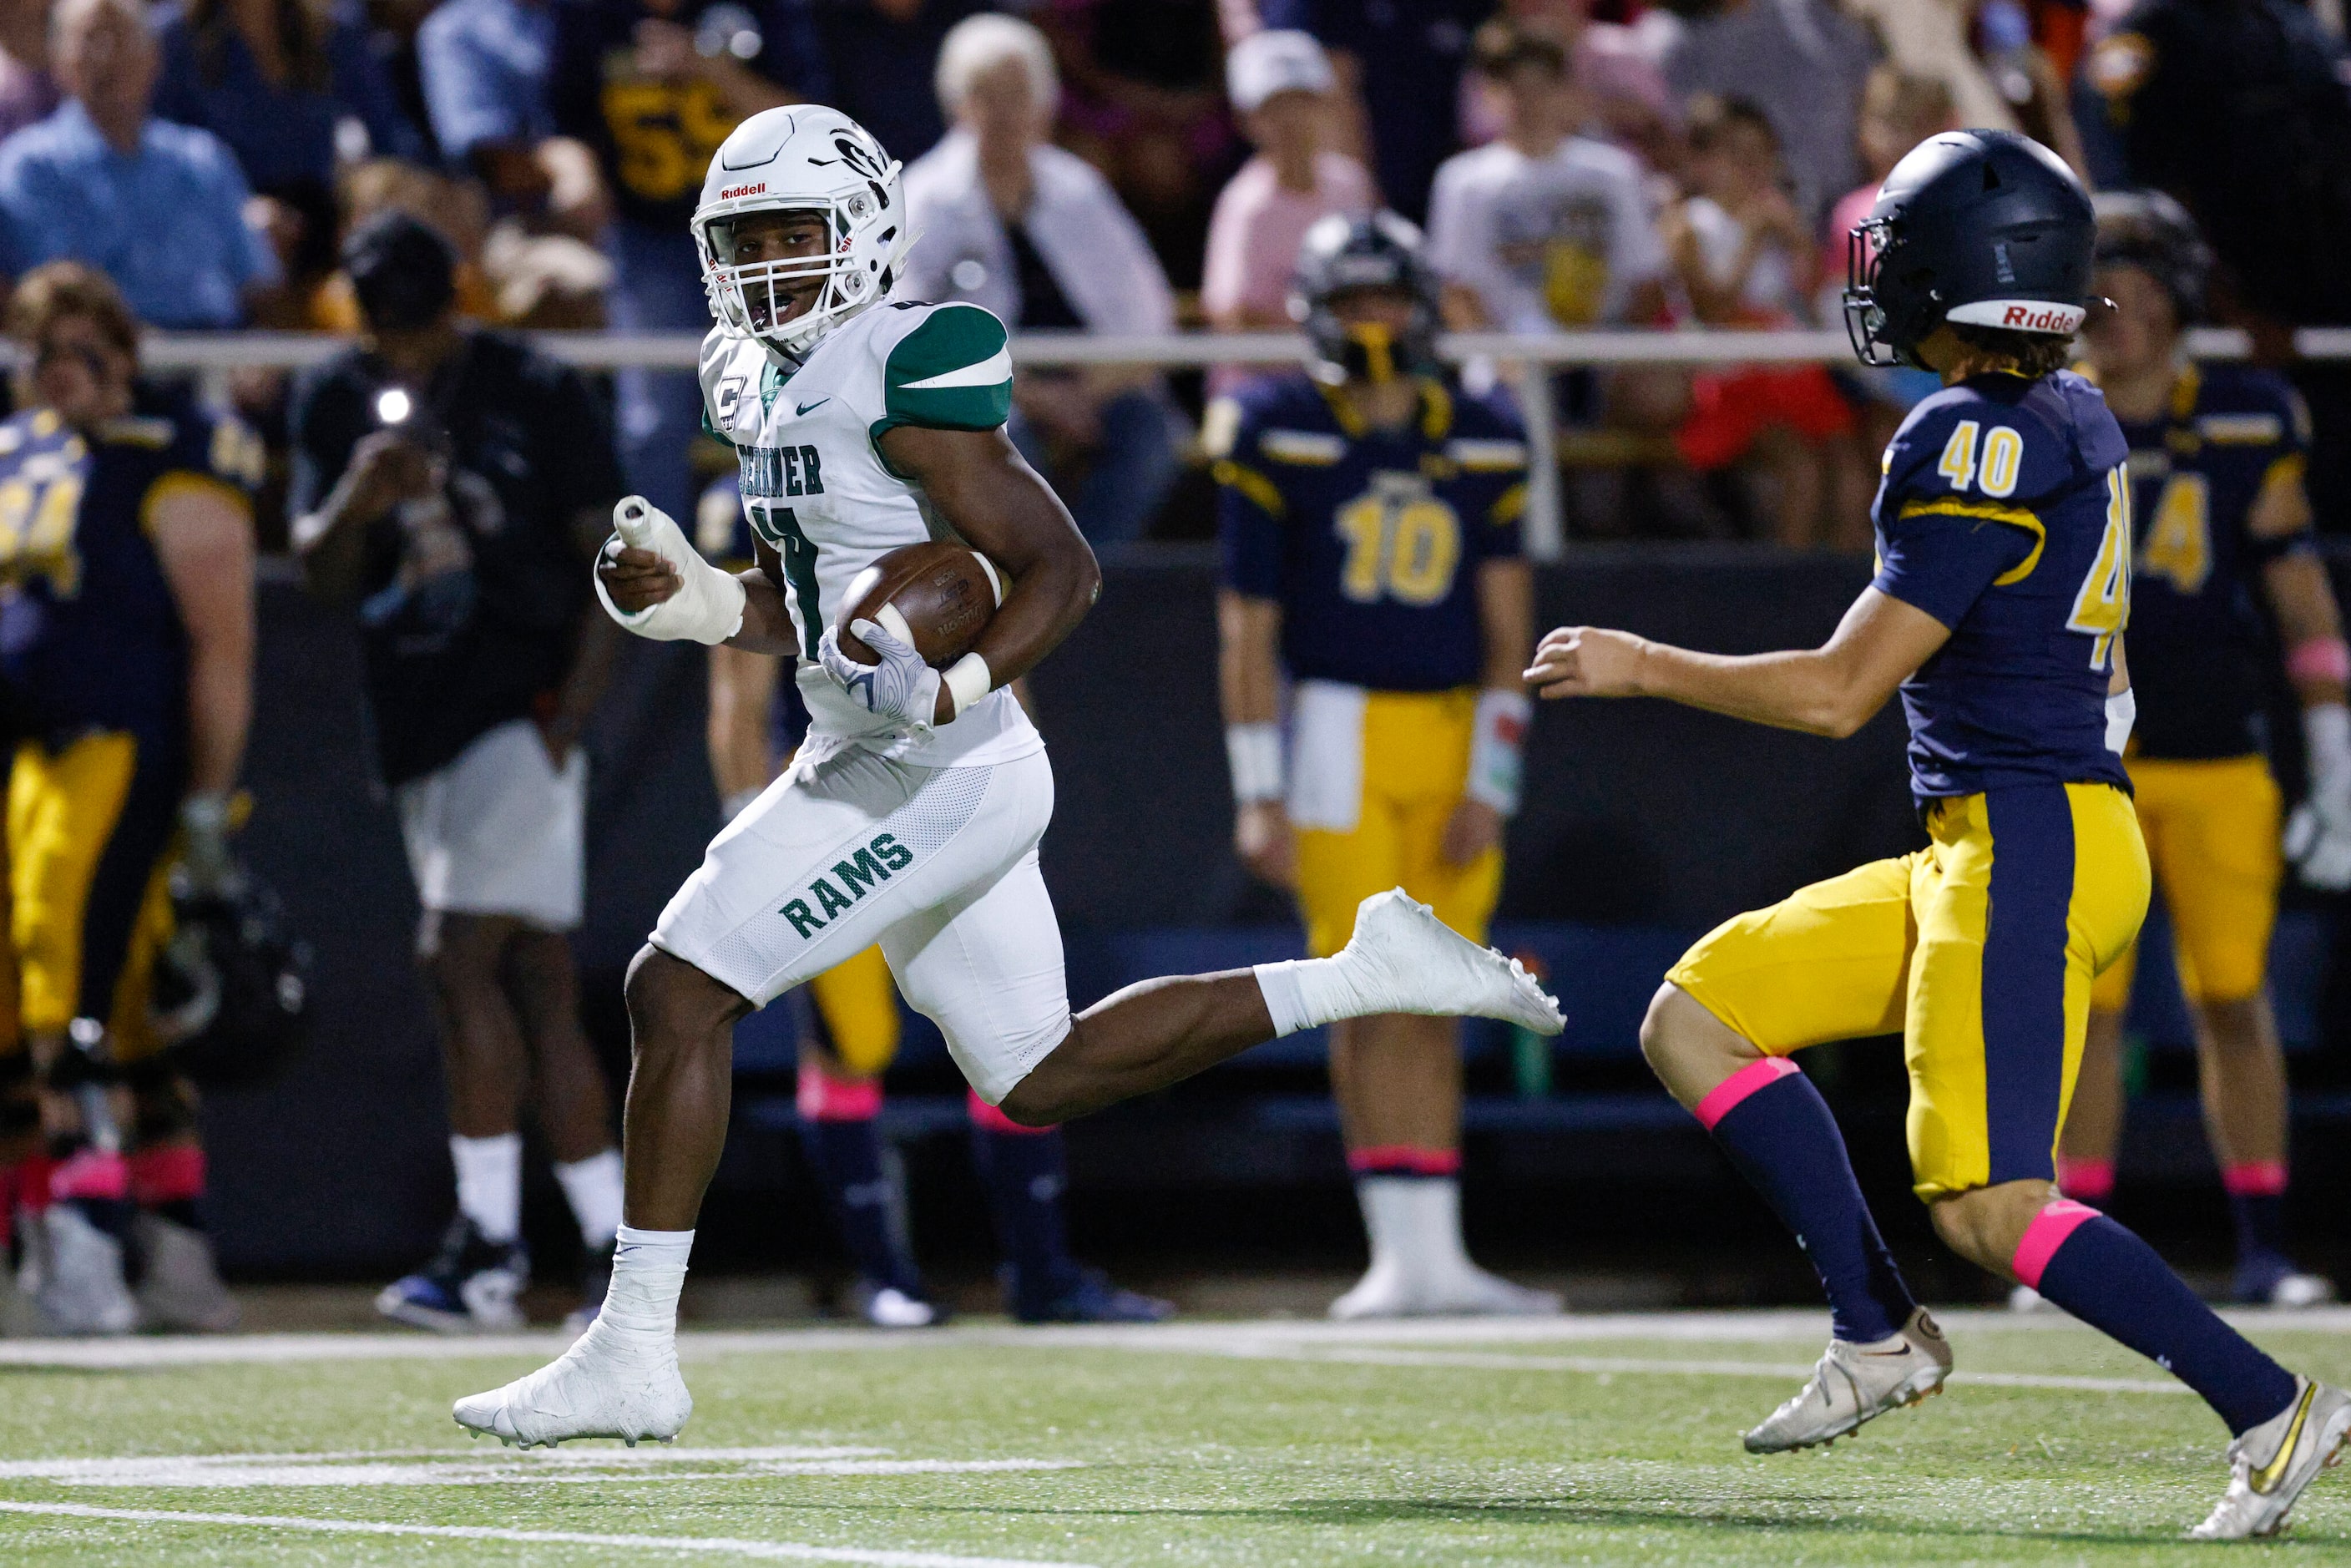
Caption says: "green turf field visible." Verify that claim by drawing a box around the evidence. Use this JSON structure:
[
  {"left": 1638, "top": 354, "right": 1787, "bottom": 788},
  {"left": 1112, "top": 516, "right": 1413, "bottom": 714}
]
[{"left": 1, "top": 1309, "right": 2347, "bottom": 1564}]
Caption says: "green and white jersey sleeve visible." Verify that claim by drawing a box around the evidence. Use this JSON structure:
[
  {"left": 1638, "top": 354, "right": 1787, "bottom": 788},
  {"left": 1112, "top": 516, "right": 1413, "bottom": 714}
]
[
  {"left": 699, "top": 327, "right": 775, "bottom": 449},
  {"left": 862, "top": 302, "right": 1014, "bottom": 440}
]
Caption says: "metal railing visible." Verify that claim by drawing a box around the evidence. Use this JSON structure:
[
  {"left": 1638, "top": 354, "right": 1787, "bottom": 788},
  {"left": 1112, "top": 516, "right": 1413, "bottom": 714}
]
[{"left": 135, "top": 325, "right": 2347, "bottom": 562}]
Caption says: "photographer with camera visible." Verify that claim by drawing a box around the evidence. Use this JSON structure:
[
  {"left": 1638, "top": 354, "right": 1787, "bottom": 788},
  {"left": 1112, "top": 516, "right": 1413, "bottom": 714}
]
[{"left": 291, "top": 211, "right": 628, "bottom": 1333}]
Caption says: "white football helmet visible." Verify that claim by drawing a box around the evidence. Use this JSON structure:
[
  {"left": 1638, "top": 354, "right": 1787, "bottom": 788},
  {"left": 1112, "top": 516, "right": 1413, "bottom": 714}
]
[{"left": 693, "top": 105, "right": 913, "bottom": 359}]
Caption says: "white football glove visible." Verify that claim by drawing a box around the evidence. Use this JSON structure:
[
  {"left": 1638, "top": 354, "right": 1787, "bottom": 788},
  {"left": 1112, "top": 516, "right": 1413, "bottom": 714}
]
[
  {"left": 2287, "top": 704, "right": 2351, "bottom": 890},
  {"left": 594, "top": 495, "right": 746, "bottom": 645},
  {"left": 818, "top": 615, "right": 941, "bottom": 736}
]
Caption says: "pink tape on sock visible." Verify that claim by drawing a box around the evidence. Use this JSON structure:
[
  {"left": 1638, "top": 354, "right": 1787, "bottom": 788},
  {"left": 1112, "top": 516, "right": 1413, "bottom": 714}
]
[
  {"left": 1691, "top": 1056, "right": 1800, "bottom": 1130},
  {"left": 1347, "top": 1145, "right": 1464, "bottom": 1177},
  {"left": 2287, "top": 638, "right": 2351, "bottom": 685},
  {"left": 2222, "top": 1161, "right": 2289, "bottom": 1197},
  {"left": 796, "top": 1068, "right": 882, "bottom": 1122},
  {"left": 129, "top": 1145, "right": 205, "bottom": 1207},
  {"left": 2011, "top": 1199, "right": 2101, "bottom": 1289},
  {"left": 968, "top": 1088, "right": 1053, "bottom": 1135},
  {"left": 2055, "top": 1156, "right": 2115, "bottom": 1201},
  {"left": 48, "top": 1148, "right": 127, "bottom": 1202}
]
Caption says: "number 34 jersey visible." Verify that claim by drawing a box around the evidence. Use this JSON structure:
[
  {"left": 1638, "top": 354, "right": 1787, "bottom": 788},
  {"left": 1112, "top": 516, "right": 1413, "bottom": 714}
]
[
  {"left": 698, "top": 299, "right": 1037, "bottom": 771},
  {"left": 1870, "top": 370, "right": 2134, "bottom": 803},
  {"left": 1206, "top": 372, "right": 1528, "bottom": 690},
  {"left": 2111, "top": 364, "right": 2310, "bottom": 760}
]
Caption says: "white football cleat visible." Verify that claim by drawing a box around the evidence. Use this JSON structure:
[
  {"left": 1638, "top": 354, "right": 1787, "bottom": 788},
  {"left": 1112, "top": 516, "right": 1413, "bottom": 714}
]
[
  {"left": 2191, "top": 1378, "right": 2351, "bottom": 1540},
  {"left": 1329, "top": 1257, "right": 1560, "bottom": 1319},
  {"left": 453, "top": 1323, "right": 691, "bottom": 1449},
  {"left": 2266, "top": 1271, "right": 2337, "bottom": 1310},
  {"left": 1744, "top": 1308, "right": 1952, "bottom": 1453},
  {"left": 28, "top": 1205, "right": 136, "bottom": 1337},
  {"left": 132, "top": 1213, "right": 240, "bottom": 1333},
  {"left": 2007, "top": 1284, "right": 2052, "bottom": 1313},
  {"left": 1341, "top": 891, "right": 1565, "bottom": 1034}
]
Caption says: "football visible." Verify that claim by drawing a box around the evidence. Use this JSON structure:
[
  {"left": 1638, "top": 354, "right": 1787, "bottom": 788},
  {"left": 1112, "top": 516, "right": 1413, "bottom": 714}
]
[{"left": 835, "top": 540, "right": 1004, "bottom": 668}]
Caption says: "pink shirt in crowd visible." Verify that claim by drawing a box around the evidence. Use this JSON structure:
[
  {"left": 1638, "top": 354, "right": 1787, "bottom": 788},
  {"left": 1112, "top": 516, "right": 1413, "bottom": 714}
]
[{"left": 1201, "top": 149, "right": 1373, "bottom": 394}]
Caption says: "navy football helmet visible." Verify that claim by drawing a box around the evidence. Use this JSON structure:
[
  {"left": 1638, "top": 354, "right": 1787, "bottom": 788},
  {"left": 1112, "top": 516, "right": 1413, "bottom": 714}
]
[
  {"left": 1291, "top": 211, "right": 1442, "bottom": 386},
  {"left": 2092, "top": 190, "right": 2212, "bottom": 325},
  {"left": 1844, "top": 129, "right": 2096, "bottom": 369}
]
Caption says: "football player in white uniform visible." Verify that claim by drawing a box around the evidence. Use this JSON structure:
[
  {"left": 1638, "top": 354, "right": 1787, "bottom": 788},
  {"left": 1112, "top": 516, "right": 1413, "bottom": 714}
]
[{"left": 453, "top": 105, "right": 1562, "bottom": 1448}]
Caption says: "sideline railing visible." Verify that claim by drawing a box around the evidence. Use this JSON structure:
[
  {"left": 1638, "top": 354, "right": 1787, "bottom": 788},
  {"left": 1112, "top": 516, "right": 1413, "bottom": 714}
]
[{"left": 142, "top": 325, "right": 2338, "bottom": 562}]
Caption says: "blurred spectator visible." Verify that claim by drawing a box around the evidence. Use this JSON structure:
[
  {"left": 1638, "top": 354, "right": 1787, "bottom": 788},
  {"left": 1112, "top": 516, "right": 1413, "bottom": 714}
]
[
  {"left": 1661, "top": 95, "right": 1864, "bottom": 548},
  {"left": 1038, "top": 0, "right": 1238, "bottom": 285},
  {"left": 1821, "top": 67, "right": 1954, "bottom": 444},
  {"left": 1201, "top": 28, "right": 1369, "bottom": 391},
  {"left": 1662, "top": 0, "right": 1875, "bottom": 226},
  {"left": 153, "top": 0, "right": 427, "bottom": 288},
  {"left": 1461, "top": 0, "right": 1675, "bottom": 164},
  {"left": 0, "top": 0, "right": 57, "bottom": 142},
  {"left": 902, "top": 12, "right": 1184, "bottom": 546},
  {"left": 417, "top": 0, "right": 609, "bottom": 238},
  {"left": 1841, "top": 0, "right": 2084, "bottom": 178},
  {"left": 1253, "top": 0, "right": 1488, "bottom": 224},
  {"left": 1427, "top": 19, "right": 1664, "bottom": 334},
  {"left": 0, "top": 0, "right": 282, "bottom": 328},
  {"left": 548, "top": 0, "right": 827, "bottom": 525},
  {"left": 288, "top": 212, "right": 627, "bottom": 1335},
  {"left": 812, "top": 0, "right": 985, "bottom": 163}
]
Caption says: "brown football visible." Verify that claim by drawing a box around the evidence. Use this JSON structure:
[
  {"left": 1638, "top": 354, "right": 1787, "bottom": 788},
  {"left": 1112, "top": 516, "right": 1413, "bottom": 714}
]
[{"left": 835, "top": 541, "right": 1003, "bottom": 668}]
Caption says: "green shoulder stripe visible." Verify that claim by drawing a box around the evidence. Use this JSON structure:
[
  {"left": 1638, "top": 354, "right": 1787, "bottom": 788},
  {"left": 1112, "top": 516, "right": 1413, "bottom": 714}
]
[{"left": 875, "top": 304, "right": 1012, "bottom": 436}]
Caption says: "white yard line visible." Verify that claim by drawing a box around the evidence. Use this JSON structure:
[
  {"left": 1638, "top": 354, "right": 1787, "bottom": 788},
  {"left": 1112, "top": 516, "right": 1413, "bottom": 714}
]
[
  {"left": 0, "top": 1500, "right": 1096, "bottom": 1566},
  {"left": 0, "top": 1306, "right": 2341, "bottom": 1371}
]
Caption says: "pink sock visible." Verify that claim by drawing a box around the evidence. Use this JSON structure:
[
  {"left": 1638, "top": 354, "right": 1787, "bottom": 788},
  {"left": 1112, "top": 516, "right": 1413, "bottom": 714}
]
[
  {"left": 2221, "top": 1161, "right": 2288, "bottom": 1197},
  {"left": 1346, "top": 1145, "right": 1462, "bottom": 1177},
  {"left": 796, "top": 1065, "right": 882, "bottom": 1122},
  {"left": 2055, "top": 1156, "right": 2115, "bottom": 1203},
  {"left": 129, "top": 1145, "right": 205, "bottom": 1208},
  {"left": 48, "top": 1147, "right": 127, "bottom": 1202},
  {"left": 968, "top": 1088, "right": 1052, "bottom": 1136}
]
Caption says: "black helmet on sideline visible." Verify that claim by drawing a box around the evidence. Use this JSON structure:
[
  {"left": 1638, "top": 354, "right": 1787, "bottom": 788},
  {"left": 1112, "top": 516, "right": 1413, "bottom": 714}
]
[
  {"left": 1843, "top": 129, "right": 2096, "bottom": 369},
  {"left": 1290, "top": 211, "right": 1442, "bottom": 386},
  {"left": 152, "top": 867, "right": 312, "bottom": 1090}
]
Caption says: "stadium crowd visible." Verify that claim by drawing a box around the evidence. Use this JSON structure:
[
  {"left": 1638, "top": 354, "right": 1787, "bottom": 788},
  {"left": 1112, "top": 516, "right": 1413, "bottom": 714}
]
[{"left": 5, "top": 0, "right": 2351, "bottom": 1344}]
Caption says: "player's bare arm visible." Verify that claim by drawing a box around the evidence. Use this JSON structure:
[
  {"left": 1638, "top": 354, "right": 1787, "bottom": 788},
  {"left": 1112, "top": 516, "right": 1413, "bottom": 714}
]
[
  {"left": 872, "top": 420, "right": 1101, "bottom": 724},
  {"left": 2251, "top": 469, "right": 2349, "bottom": 704},
  {"left": 1217, "top": 589, "right": 1293, "bottom": 887},
  {"left": 1524, "top": 585, "right": 1951, "bottom": 737},
  {"left": 1445, "top": 557, "right": 1533, "bottom": 865},
  {"left": 150, "top": 482, "right": 256, "bottom": 800}
]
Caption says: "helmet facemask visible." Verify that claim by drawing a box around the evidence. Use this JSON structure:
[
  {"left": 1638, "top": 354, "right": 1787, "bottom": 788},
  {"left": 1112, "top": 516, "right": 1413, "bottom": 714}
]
[
  {"left": 698, "top": 176, "right": 909, "bottom": 360},
  {"left": 1843, "top": 216, "right": 1910, "bottom": 368}
]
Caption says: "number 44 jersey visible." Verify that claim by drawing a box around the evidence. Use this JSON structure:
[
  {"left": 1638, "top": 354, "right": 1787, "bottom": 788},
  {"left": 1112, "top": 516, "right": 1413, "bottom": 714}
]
[
  {"left": 1870, "top": 369, "right": 2136, "bottom": 803},
  {"left": 698, "top": 299, "right": 1038, "bottom": 770}
]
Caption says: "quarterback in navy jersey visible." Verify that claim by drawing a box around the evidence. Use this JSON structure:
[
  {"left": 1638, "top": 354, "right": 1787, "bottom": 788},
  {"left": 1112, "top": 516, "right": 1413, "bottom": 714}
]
[
  {"left": 1211, "top": 213, "right": 1551, "bottom": 1320},
  {"left": 1529, "top": 131, "right": 2348, "bottom": 1535},
  {"left": 2060, "top": 193, "right": 2349, "bottom": 1309}
]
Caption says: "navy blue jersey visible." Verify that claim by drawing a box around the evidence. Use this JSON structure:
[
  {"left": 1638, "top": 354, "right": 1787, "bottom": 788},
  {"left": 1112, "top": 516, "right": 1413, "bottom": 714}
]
[
  {"left": 0, "top": 391, "right": 259, "bottom": 746},
  {"left": 2112, "top": 363, "right": 2309, "bottom": 760},
  {"left": 1211, "top": 373, "right": 1526, "bottom": 692},
  {"left": 1871, "top": 370, "right": 2135, "bottom": 802}
]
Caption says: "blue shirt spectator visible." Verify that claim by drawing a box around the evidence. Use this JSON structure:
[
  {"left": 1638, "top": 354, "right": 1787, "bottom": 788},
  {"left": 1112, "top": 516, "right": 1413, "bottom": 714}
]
[
  {"left": 151, "top": 0, "right": 426, "bottom": 193},
  {"left": 417, "top": 0, "right": 554, "bottom": 166},
  {"left": 0, "top": 0, "right": 279, "bottom": 328}
]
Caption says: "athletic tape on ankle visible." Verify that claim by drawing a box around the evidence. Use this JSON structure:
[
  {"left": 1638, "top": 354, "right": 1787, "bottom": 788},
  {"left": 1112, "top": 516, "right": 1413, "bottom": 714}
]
[
  {"left": 968, "top": 1088, "right": 1052, "bottom": 1135},
  {"left": 1347, "top": 1145, "right": 1463, "bottom": 1177},
  {"left": 2222, "top": 1161, "right": 2289, "bottom": 1197},
  {"left": 2010, "top": 1199, "right": 2101, "bottom": 1289},
  {"left": 2055, "top": 1156, "right": 2115, "bottom": 1201},
  {"left": 1691, "top": 1057, "right": 1800, "bottom": 1130},
  {"left": 797, "top": 1068, "right": 882, "bottom": 1122}
]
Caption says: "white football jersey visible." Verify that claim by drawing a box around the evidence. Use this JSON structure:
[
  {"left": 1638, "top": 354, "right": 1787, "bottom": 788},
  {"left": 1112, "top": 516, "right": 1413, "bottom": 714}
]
[{"left": 700, "top": 300, "right": 1039, "bottom": 769}]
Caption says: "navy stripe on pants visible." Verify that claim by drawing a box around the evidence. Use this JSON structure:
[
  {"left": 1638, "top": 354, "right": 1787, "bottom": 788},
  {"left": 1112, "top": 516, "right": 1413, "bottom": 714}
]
[{"left": 1981, "top": 784, "right": 2075, "bottom": 1185}]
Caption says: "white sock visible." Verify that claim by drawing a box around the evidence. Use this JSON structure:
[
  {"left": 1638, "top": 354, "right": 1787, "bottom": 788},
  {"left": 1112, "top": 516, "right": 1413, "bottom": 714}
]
[
  {"left": 1254, "top": 956, "right": 1375, "bottom": 1037},
  {"left": 450, "top": 1133, "right": 523, "bottom": 1245},
  {"left": 594, "top": 1224, "right": 692, "bottom": 1347},
  {"left": 553, "top": 1148, "right": 624, "bottom": 1250},
  {"left": 1356, "top": 1176, "right": 1471, "bottom": 1275}
]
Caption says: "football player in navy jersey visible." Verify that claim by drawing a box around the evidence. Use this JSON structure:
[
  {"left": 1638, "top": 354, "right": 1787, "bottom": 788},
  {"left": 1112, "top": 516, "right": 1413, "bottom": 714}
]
[
  {"left": 1530, "top": 132, "right": 2348, "bottom": 1537},
  {"left": 2050, "top": 193, "right": 2346, "bottom": 1308},
  {"left": 0, "top": 264, "right": 260, "bottom": 1336},
  {"left": 1210, "top": 212, "right": 1554, "bottom": 1319}
]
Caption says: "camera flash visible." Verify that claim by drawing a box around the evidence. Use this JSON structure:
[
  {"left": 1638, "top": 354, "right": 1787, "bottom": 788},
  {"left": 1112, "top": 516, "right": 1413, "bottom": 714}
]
[{"left": 376, "top": 388, "right": 412, "bottom": 425}]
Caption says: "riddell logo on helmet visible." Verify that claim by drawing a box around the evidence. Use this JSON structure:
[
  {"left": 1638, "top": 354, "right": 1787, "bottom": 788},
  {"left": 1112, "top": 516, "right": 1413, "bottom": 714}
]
[
  {"left": 2003, "top": 304, "right": 2069, "bottom": 330},
  {"left": 720, "top": 184, "right": 766, "bottom": 200},
  {"left": 1947, "top": 299, "right": 2086, "bottom": 334}
]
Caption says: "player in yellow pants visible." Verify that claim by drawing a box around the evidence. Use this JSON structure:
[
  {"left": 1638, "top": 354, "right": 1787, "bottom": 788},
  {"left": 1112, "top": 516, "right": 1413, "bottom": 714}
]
[{"left": 705, "top": 491, "right": 1170, "bottom": 1324}]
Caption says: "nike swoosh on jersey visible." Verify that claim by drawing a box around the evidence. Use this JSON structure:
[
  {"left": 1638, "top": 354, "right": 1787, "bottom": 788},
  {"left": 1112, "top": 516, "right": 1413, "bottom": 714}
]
[
  {"left": 898, "top": 346, "right": 1013, "bottom": 391},
  {"left": 796, "top": 397, "right": 831, "bottom": 416},
  {"left": 2250, "top": 1383, "right": 2317, "bottom": 1495}
]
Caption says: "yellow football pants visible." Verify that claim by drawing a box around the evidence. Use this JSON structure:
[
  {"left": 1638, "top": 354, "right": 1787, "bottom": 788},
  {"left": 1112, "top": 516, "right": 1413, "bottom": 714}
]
[{"left": 2089, "top": 754, "right": 2279, "bottom": 1010}]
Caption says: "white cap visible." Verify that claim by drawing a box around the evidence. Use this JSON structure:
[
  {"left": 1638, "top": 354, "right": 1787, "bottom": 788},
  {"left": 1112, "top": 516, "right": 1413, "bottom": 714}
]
[{"left": 1226, "top": 29, "right": 1335, "bottom": 114}]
